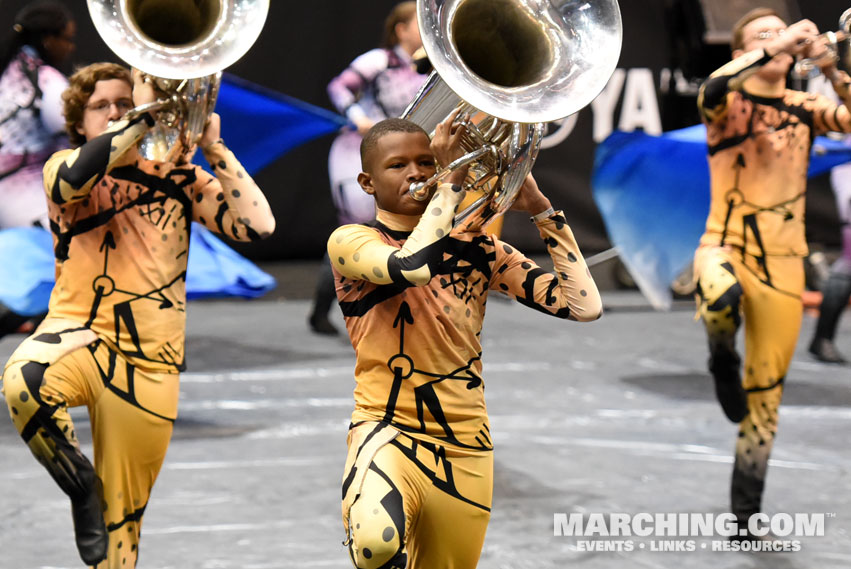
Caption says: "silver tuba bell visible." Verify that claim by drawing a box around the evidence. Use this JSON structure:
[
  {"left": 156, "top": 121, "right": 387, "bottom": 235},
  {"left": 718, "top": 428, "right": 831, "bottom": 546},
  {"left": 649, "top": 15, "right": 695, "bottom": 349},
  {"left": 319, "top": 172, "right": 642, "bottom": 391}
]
[
  {"left": 404, "top": 0, "right": 623, "bottom": 231},
  {"left": 87, "top": 0, "right": 269, "bottom": 162}
]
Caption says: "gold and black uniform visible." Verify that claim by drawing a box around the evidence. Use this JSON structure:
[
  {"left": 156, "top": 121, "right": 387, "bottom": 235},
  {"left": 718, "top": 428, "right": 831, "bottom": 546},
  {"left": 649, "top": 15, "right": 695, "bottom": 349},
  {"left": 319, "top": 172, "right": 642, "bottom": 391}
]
[
  {"left": 695, "top": 48, "right": 851, "bottom": 524},
  {"left": 2, "top": 112, "right": 273, "bottom": 568},
  {"left": 329, "top": 183, "right": 601, "bottom": 569}
]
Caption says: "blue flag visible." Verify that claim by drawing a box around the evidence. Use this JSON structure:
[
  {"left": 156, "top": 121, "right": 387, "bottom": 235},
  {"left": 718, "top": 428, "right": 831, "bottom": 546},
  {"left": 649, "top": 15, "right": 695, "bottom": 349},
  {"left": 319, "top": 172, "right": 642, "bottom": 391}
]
[
  {"left": 592, "top": 125, "right": 851, "bottom": 310},
  {"left": 0, "top": 228, "right": 56, "bottom": 316},
  {"left": 0, "top": 224, "right": 278, "bottom": 316},
  {"left": 194, "top": 73, "right": 348, "bottom": 175}
]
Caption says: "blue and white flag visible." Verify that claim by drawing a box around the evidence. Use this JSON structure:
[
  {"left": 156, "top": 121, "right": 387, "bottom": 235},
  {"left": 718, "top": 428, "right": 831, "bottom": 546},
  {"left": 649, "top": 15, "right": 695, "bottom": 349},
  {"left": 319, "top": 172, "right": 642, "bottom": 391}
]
[{"left": 592, "top": 125, "right": 851, "bottom": 310}]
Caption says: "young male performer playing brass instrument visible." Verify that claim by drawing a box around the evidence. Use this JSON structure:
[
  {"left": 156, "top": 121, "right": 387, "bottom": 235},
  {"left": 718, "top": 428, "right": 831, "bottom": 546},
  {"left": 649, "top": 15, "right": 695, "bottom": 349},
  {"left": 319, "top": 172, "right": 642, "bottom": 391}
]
[{"left": 329, "top": 110, "right": 602, "bottom": 568}]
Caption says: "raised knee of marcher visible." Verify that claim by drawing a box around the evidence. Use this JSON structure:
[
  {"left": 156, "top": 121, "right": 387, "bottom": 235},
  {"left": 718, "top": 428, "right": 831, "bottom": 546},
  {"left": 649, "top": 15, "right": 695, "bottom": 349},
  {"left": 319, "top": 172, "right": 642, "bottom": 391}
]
[
  {"left": 348, "top": 512, "right": 404, "bottom": 568},
  {"left": 2, "top": 358, "right": 41, "bottom": 430}
]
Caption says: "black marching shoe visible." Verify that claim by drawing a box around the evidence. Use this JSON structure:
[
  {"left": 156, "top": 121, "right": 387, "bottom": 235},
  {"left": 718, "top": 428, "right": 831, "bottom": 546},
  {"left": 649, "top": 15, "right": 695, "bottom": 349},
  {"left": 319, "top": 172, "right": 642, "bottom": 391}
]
[
  {"left": 308, "top": 313, "right": 339, "bottom": 336},
  {"left": 808, "top": 337, "right": 847, "bottom": 364},
  {"left": 708, "top": 351, "right": 749, "bottom": 423},
  {"left": 71, "top": 474, "right": 108, "bottom": 566}
]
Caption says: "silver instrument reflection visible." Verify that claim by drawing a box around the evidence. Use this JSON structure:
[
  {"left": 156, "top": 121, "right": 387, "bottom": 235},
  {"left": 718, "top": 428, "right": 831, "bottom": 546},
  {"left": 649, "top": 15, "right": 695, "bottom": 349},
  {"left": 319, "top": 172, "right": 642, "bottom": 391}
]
[
  {"left": 87, "top": 0, "right": 269, "bottom": 162},
  {"left": 403, "top": 0, "right": 623, "bottom": 231},
  {"left": 792, "top": 8, "right": 851, "bottom": 80}
]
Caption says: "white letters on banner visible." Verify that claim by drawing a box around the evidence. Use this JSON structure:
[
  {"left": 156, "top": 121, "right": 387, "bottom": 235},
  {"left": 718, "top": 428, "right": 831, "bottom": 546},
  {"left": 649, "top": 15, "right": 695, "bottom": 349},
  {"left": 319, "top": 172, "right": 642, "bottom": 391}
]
[
  {"left": 590, "top": 68, "right": 627, "bottom": 143},
  {"left": 542, "top": 68, "right": 665, "bottom": 148},
  {"left": 617, "top": 68, "right": 663, "bottom": 137}
]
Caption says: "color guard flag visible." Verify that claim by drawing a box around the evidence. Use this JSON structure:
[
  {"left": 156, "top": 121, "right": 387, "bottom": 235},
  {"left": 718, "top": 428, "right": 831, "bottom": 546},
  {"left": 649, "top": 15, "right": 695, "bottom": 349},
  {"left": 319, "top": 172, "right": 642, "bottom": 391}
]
[{"left": 592, "top": 125, "right": 851, "bottom": 310}]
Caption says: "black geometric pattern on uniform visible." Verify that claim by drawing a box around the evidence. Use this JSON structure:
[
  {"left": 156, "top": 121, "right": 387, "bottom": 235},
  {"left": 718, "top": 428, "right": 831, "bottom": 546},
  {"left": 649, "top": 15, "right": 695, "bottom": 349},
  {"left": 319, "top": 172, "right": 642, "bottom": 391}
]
[
  {"left": 106, "top": 503, "right": 147, "bottom": 532},
  {"left": 86, "top": 342, "right": 176, "bottom": 422},
  {"left": 51, "top": 164, "right": 194, "bottom": 261},
  {"left": 347, "top": 460, "right": 408, "bottom": 569},
  {"left": 709, "top": 96, "right": 808, "bottom": 296},
  {"left": 705, "top": 262, "right": 743, "bottom": 329},
  {"left": 339, "top": 229, "right": 494, "bottom": 317},
  {"left": 51, "top": 164, "right": 198, "bottom": 370},
  {"left": 700, "top": 52, "right": 770, "bottom": 114},
  {"left": 388, "top": 437, "right": 491, "bottom": 512},
  {"left": 707, "top": 92, "right": 814, "bottom": 156},
  {"left": 369, "top": 462, "right": 407, "bottom": 545},
  {"left": 371, "top": 220, "right": 451, "bottom": 287},
  {"left": 514, "top": 266, "right": 571, "bottom": 318},
  {"left": 381, "top": 301, "right": 488, "bottom": 451},
  {"left": 339, "top": 281, "right": 414, "bottom": 318},
  {"left": 341, "top": 465, "right": 358, "bottom": 501},
  {"left": 16, "top": 360, "right": 98, "bottom": 499},
  {"left": 48, "top": 113, "right": 152, "bottom": 205},
  {"left": 437, "top": 235, "right": 494, "bottom": 305},
  {"left": 340, "top": 223, "right": 569, "bottom": 449}
]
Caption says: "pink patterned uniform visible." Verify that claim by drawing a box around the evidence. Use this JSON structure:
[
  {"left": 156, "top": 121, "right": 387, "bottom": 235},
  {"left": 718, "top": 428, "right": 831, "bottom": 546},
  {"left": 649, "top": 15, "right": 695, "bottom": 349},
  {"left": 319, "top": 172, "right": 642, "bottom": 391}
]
[
  {"left": 0, "top": 46, "right": 68, "bottom": 228},
  {"left": 327, "top": 47, "right": 427, "bottom": 225}
]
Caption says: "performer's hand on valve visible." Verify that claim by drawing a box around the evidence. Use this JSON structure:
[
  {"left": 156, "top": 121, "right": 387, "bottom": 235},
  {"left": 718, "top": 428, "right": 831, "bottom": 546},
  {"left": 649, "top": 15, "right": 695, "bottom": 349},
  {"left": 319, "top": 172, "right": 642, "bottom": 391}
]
[
  {"left": 510, "top": 174, "right": 553, "bottom": 216},
  {"left": 806, "top": 31, "right": 844, "bottom": 74},
  {"left": 199, "top": 113, "right": 222, "bottom": 150},
  {"left": 767, "top": 19, "right": 819, "bottom": 57},
  {"left": 430, "top": 108, "right": 468, "bottom": 186},
  {"left": 131, "top": 68, "right": 157, "bottom": 107}
]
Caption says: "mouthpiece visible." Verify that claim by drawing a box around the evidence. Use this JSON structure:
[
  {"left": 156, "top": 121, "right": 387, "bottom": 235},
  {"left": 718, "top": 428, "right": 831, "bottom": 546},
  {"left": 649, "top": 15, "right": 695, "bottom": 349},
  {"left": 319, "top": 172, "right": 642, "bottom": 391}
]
[{"left": 409, "top": 182, "right": 430, "bottom": 201}]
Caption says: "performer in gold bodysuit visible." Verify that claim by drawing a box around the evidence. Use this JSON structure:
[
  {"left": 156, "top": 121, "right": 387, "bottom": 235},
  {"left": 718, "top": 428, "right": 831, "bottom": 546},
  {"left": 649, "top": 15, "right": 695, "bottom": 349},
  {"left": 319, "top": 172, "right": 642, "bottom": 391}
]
[
  {"left": 329, "top": 113, "right": 601, "bottom": 568},
  {"left": 695, "top": 8, "right": 851, "bottom": 538},
  {"left": 1, "top": 63, "right": 274, "bottom": 567}
]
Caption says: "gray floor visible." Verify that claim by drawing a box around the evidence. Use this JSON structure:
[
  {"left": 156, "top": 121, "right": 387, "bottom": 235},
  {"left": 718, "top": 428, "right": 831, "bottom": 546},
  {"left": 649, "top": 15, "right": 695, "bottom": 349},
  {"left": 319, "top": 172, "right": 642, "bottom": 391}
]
[{"left": 0, "top": 291, "right": 849, "bottom": 568}]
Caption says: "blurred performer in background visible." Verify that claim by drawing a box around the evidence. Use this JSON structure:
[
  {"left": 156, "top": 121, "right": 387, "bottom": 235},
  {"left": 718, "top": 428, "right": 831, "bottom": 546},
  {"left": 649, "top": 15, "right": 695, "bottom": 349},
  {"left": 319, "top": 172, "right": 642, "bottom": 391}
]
[
  {"left": 694, "top": 8, "right": 851, "bottom": 539},
  {"left": 0, "top": 1, "right": 75, "bottom": 337},
  {"left": 808, "top": 159, "right": 851, "bottom": 363},
  {"left": 330, "top": 114, "right": 601, "bottom": 568},
  {"left": 1, "top": 62, "right": 274, "bottom": 567},
  {"left": 308, "top": 1, "right": 427, "bottom": 335}
]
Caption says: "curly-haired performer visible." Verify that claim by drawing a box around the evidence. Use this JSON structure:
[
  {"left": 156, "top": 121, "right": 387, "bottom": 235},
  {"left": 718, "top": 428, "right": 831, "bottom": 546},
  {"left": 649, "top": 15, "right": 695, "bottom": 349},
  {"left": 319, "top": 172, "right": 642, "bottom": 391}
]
[
  {"left": 694, "top": 8, "right": 851, "bottom": 539},
  {"left": 329, "top": 112, "right": 601, "bottom": 568},
  {"left": 1, "top": 63, "right": 274, "bottom": 567}
]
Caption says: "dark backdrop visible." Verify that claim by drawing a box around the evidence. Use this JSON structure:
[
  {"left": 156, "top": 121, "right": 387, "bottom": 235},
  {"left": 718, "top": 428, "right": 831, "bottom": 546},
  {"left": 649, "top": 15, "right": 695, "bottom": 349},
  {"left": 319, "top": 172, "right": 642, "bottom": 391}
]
[{"left": 1, "top": 0, "right": 848, "bottom": 260}]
